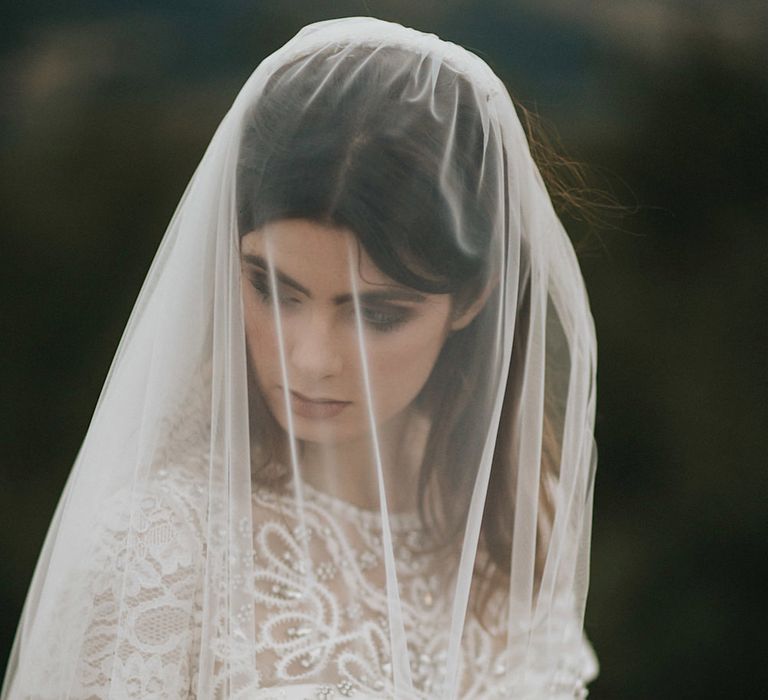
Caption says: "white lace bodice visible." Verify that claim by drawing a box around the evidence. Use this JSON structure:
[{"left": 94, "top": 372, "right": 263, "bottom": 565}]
[
  {"left": 27, "top": 463, "right": 594, "bottom": 700},
  {"left": 14, "top": 378, "right": 596, "bottom": 700}
]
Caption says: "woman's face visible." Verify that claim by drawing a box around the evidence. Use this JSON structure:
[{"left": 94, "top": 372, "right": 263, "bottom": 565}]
[{"left": 240, "top": 218, "right": 457, "bottom": 445}]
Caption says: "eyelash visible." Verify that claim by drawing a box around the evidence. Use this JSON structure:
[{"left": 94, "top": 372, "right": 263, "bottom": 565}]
[
  {"left": 249, "top": 277, "right": 299, "bottom": 306},
  {"left": 248, "top": 276, "right": 410, "bottom": 333},
  {"left": 361, "top": 308, "right": 409, "bottom": 333}
]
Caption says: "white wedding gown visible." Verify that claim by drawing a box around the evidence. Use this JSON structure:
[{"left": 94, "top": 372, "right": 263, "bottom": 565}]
[{"left": 20, "top": 375, "right": 597, "bottom": 700}]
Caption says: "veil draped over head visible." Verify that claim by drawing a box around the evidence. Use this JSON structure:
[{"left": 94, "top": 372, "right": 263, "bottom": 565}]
[{"left": 3, "top": 17, "right": 598, "bottom": 700}]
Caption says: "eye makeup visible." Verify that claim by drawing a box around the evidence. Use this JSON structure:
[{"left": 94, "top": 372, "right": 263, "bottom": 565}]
[
  {"left": 247, "top": 272, "right": 300, "bottom": 306},
  {"left": 245, "top": 269, "right": 414, "bottom": 333},
  {"left": 357, "top": 304, "right": 413, "bottom": 332}
]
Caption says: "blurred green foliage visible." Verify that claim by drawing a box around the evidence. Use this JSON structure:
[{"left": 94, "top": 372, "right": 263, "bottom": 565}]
[{"left": 1, "top": 2, "right": 765, "bottom": 697}]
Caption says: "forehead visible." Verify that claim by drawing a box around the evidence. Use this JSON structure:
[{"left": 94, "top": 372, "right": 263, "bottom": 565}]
[{"left": 240, "top": 218, "right": 398, "bottom": 290}]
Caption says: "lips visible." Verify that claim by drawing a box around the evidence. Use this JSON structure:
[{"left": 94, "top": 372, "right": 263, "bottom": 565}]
[
  {"left": 281, "top": 388, "right": 351, "bottom": 419},
  {"left": 290, "top": 389, "right": 346, "bottom": 403}
]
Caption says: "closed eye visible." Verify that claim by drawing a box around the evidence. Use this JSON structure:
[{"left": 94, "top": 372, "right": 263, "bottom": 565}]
[
  {"left": 359, "top": 305, "right": 412, "bottom": 333},
  {"left": 248, "top": 273, "right": 301, "bottom": 306},
  {"left": 245, "top": 266, "right": 414, "bottom": 332}
]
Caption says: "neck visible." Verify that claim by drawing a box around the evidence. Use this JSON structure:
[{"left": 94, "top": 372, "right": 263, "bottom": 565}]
[{"left": 297, "top": 406, "right": 430, "bottom": 513}]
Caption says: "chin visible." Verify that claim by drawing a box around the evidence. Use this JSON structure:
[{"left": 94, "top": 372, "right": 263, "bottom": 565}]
[{"left": 271, "top": 408, "right": 366, "bottom": 445}]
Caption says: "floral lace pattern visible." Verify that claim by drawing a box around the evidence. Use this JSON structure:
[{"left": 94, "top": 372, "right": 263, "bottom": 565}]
[
  {"left": 23, "top": 380, "right": 595, "bottom": 699},
  {"left": 68, "top": 469, "right": 205, "bottom": 700},
  {"left": 50, "top": 466, "right": 593, "bottom": 699}
]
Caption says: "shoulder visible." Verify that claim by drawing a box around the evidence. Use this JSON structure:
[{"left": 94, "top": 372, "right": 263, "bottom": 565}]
[
  {"left": 87, "top": 465, "right": 208, "bottom": 598},
  {"left": 461, "top": 581, "right": 598, "bottom": 697},
  {"left": 88, "top": 360, "right": 214, "bottom": 575}
]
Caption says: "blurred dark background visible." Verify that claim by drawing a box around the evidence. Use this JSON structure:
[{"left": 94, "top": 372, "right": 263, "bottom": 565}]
[{"left": 1, "top": 1, "right": 766, "bottom": 697}]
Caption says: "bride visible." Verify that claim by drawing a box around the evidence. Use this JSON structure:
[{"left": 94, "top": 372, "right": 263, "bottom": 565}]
[{"left": 2, "top": 17, "right": 599, "bottom": 699}]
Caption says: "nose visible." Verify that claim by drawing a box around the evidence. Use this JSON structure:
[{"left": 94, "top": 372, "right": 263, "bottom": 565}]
[{"left": 287, "top": 311, "right": 343, "bottom": 380}]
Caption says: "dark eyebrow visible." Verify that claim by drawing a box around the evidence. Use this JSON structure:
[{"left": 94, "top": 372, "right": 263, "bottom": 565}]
[{"left": 242, "top": 254, "right": 427, "bottom": 305}]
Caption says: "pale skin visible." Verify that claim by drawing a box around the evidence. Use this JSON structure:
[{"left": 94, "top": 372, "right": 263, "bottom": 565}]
[{"left": 240, "top": 219, "right": 486, "bottom": 511}]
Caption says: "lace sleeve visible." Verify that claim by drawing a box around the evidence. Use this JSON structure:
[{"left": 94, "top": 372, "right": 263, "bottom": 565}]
[{"left": 65, "top": 469, "right": 205, "bottom": 700}]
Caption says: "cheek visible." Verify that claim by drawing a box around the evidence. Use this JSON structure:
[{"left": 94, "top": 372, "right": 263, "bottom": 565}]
[
  {"left": 242, "top": 289, "right": 277, "bottom": 377},
  {"left": 366, "top": 316, "right": 449, "bottom": 412}
]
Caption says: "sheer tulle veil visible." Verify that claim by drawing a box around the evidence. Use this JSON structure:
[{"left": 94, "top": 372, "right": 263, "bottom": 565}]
[{"left": 3, "top": 17, "right": 599, "bottom": 699}]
